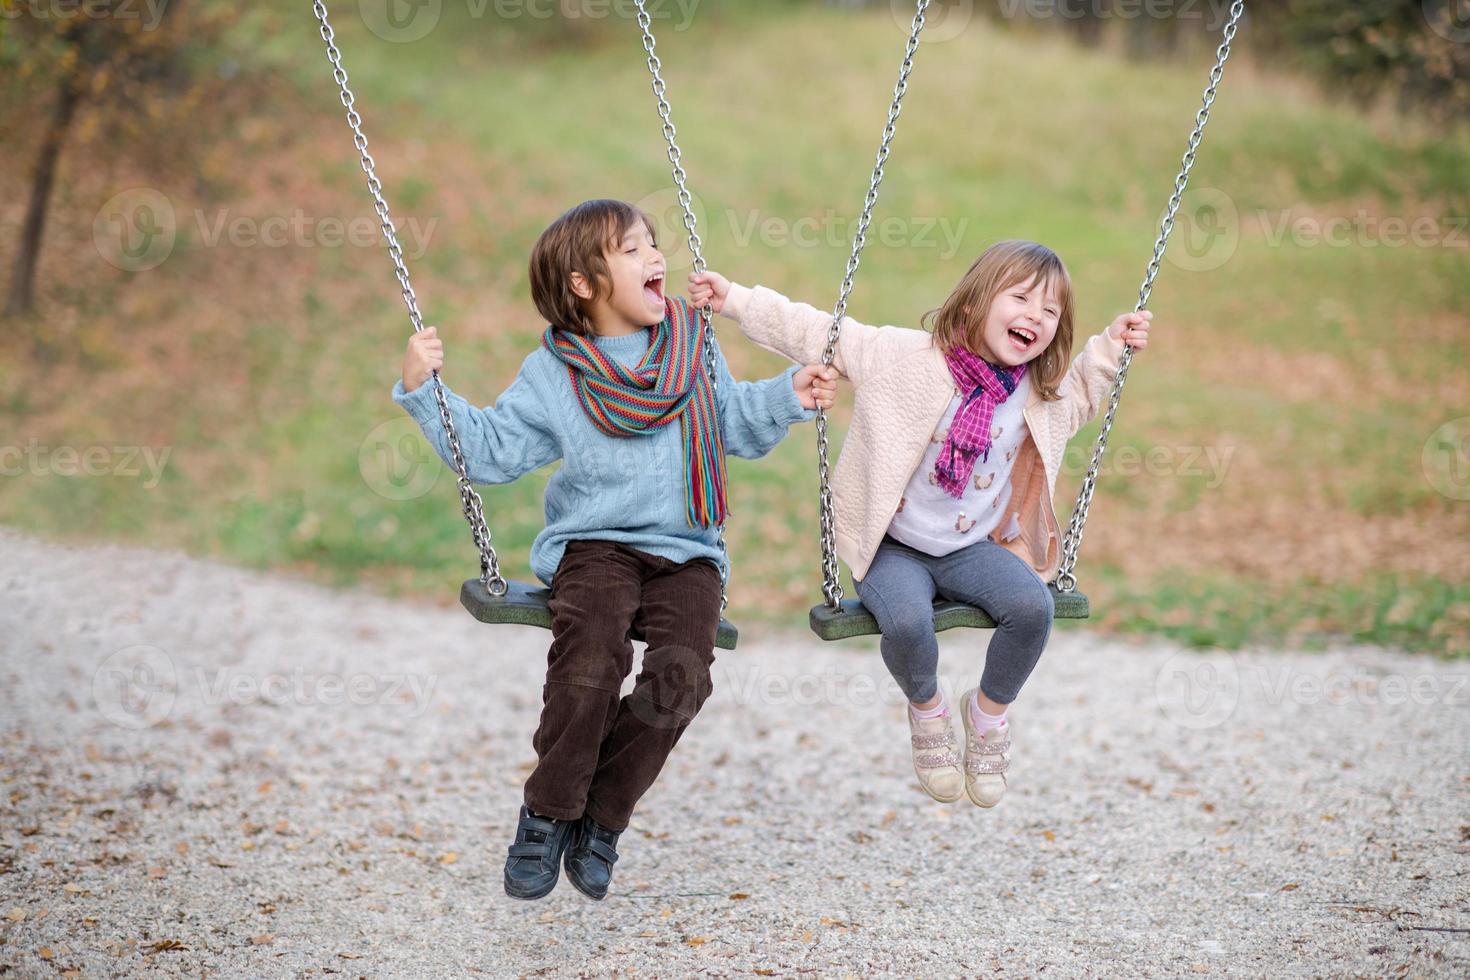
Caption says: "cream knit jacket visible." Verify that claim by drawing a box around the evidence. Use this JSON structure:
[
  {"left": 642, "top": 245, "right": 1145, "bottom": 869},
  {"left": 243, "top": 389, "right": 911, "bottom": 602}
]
[{"left": 721, "top": 283, "right": 1128, "bottom": 584}]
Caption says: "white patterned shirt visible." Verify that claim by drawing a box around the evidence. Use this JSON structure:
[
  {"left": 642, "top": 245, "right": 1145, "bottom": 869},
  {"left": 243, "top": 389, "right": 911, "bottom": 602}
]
[{"left": 885, "top": 372, "right": 1031, "bottom": 557}]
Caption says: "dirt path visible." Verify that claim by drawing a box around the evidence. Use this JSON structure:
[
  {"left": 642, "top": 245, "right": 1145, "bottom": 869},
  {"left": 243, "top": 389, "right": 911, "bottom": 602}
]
[{"left": 1, "top": 527, "right": 1466, "bottom": 977}]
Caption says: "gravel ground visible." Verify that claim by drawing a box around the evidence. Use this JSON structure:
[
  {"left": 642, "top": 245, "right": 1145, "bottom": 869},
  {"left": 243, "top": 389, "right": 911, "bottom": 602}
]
[{"left": 1, "top": 526, "right": 1466, "bottom": 978}]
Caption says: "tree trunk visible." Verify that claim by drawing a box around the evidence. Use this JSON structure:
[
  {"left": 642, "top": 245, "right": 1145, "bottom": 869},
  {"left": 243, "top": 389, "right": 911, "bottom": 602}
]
[{"left": 4, "top": 70, "right": 84, "bottom": 317}]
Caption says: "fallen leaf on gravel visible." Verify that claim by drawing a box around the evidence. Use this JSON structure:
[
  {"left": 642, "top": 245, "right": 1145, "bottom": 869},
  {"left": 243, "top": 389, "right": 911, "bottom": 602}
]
[
  {"left": 850, "top": 830, "right": 873, "bottom": 844},
  {"left": 274, "top": 820, "right": 290, "bottom": 834},
  {"left": 1042, "top": 830, "right": 1056, "bottom": 842},
  {"left": 879, "top": 811, "right": 897, "bottom": 829},
  {"left": 684, "top": 937, "right": 708, "bottom": 947},
  {"left": 755, "top": 970, "right": 776, "bottom": 976},
  {"left": 722, "top": 816, "right": 742, "bottom": 826},
  {"left": 337, "top": 952, "right": 362, "bottom": 959},
  {"left": 250, "top": 934, "right": 273, "bottom": 946},
  {"left": 142, "top": 940, "right": 187, "bottom": 954},
  {"left": 438, "top": 852, "right": 458, "bottom": 865},
  {"left": 659, "top": 908, "right": 673, "bottom": 919},
  {"left": 801, "top": 931, "right": 814, "bottom": 943},
  {"left": 1280, "top": 883, "right": 1299, "bottom": 892},
  {"left": 147, "top": 867, "right": 165, "bottom": 879},
  {"left": 62, "top": 884, "right": 86, "bottom": 895},
  {"left": 729, "top": 893, "right": 749, "bottom": 900},
  {"left": 257, "top": 781, "right": 272, "bottom": 795},
  {"left": 638, "top": 931, "right": 657, "bottom": 938},
  {"left": 537, "top": 912, "right": 557, "bottom": 924},
  {"left": 38, "top": 947, "right": 53, "bottom": 959},
  {"left": 209, "top": 858, "right": 235, "bottom": 868}
]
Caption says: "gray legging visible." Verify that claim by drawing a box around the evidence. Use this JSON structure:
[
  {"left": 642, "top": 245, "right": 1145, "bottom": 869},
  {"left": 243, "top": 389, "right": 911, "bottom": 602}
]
[{"left": 854, "top": 534, "right": 1055, "bottom": 706}]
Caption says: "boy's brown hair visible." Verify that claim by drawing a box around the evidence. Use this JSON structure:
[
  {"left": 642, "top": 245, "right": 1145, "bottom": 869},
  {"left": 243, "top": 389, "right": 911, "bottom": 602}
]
[
  {"left": 921, "top": 240, "right": 1075, "bottom": 402},
  {"left": 529, "top": 199, "right": 657, "bottom": 336}
]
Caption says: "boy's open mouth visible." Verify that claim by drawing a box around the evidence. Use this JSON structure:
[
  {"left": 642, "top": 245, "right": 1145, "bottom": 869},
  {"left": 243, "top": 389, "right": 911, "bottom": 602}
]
[
  {"left": 1007, "top": 326, "right": 1037, "bottom": 352},
  {"left": 643, "top": 273, "right": 664, "bottom": 306}
]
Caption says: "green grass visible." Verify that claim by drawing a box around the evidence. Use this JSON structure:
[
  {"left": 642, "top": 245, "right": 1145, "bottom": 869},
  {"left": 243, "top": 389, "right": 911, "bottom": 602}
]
[{"left": 2, "top": 0, "right": 1467, "bottom": 656}]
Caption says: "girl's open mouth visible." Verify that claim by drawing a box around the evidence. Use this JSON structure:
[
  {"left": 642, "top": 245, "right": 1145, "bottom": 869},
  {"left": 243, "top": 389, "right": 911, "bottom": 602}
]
[
  {"left": 1007, "top": 326, "right": 1037, "bottom": 351},
  {"left": 643, "top": 273, "right": 664, "bottom": 306}
]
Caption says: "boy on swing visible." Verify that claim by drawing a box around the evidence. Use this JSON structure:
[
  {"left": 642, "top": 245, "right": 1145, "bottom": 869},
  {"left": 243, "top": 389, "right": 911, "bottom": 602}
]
[{"left": 392, "top": 199, "right": 837, "bottom": 900}]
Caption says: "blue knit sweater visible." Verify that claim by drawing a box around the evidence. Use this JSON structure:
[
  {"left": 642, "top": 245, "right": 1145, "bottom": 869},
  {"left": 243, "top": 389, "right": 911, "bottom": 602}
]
[{"left": 392, "top": 328, "right": 814, "bottom": 586}]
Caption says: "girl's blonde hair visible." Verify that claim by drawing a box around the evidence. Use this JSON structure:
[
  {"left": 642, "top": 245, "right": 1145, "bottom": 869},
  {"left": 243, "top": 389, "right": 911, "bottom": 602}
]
[{"left": 921, "top": 240, "right": 1075, "bottom": 402}]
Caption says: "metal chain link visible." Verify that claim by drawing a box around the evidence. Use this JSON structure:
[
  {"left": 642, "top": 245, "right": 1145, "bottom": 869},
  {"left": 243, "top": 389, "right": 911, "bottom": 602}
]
[
  {"left": 816, "top": 0, "right": 931, "bottom": 609},
  {"left": 313, "top": 1, "right": 507, "bottom": 596},
  {"left": 1054, "top": 0, "right": 1246, "bottom": 593},
  {"left": 633, "top": 0, "right": 730, "bottom": 611}
]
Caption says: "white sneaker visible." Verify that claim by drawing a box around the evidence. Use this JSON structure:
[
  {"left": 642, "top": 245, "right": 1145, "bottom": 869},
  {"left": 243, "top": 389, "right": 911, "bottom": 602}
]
[
  {"left": 960, "top": 688, "right": 1012, "bottom": 808},
  {"left": 906, "top": 703, "right": 964, "bottom": 803}
]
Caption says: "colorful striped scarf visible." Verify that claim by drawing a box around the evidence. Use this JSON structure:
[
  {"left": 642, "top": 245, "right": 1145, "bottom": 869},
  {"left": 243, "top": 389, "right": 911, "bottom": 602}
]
[
  {"left": 934, "top": 347, "right": 1026, "bottom": 500},
  {"left": 542, "top": 296, "right": 727, "bottom": 528}
]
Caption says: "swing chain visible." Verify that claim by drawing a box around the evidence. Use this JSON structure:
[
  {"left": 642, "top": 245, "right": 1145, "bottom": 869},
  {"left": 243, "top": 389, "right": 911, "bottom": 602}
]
[
  {"left": 634, "top": 0, "right": 730, "bottom": 611},
  {"left": 1055, "top": 0, "right": 1245, "bottom": 593},
  {"left": 313, "top": 0, "right": 508, "bottom": 597},
  {"left": 816, "top": 0, "right": 931, "bottom": 609}
]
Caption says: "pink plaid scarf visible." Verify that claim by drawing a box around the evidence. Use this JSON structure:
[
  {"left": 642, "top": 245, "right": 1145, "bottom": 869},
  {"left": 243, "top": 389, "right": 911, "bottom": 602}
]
[{"left": 934, "top": 348, "right": 1027, "bottom": 500}]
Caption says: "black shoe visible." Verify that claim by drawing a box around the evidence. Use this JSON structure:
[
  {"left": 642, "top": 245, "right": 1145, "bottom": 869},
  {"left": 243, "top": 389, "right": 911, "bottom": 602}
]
[
  {"left": 564, "top": 814, "right": 622, "bottom": 901},
  {"left": 503, "top": 805, "right": 577, "bottom": 901}
]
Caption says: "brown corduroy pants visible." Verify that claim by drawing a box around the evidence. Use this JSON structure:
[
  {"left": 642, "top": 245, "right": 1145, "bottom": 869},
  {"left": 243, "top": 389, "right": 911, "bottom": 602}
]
[{"left": 522, "top": 539, "right": 721, "bottom": 832}]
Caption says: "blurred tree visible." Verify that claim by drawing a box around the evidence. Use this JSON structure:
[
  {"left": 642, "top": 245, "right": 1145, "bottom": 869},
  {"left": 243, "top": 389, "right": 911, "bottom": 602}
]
[
  {"left": 965, "top": 0, "right": 1468, "bottom": 120},
  {"left": 1, "top": 0, "right": 240, "bottom": 317}
]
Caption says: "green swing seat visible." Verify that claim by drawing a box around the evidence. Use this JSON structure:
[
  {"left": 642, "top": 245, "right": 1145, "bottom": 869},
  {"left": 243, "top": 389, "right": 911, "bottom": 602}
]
[
  {"left": 808, "top": 586, "right": 1090, "bottom": 642},
  {"left": 461, "top": 578, "right": 741, "bottom": 651}
]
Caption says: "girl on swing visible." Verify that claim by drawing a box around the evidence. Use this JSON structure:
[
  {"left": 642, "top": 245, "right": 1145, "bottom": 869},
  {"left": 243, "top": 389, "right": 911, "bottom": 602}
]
[{"left": 689, "top": 241, "right": 1152, "bottom": 808}]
